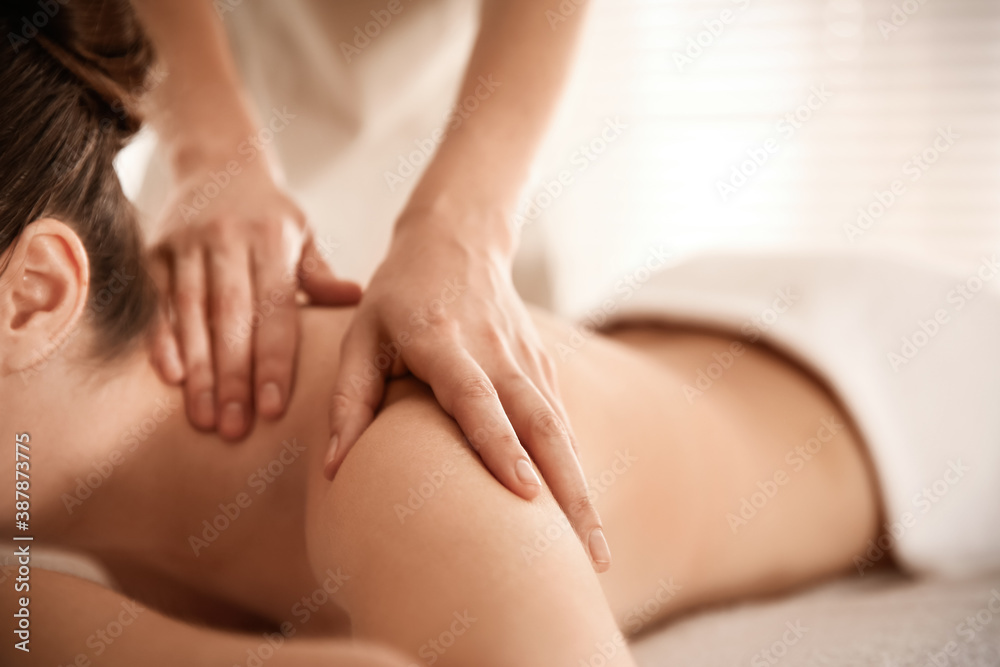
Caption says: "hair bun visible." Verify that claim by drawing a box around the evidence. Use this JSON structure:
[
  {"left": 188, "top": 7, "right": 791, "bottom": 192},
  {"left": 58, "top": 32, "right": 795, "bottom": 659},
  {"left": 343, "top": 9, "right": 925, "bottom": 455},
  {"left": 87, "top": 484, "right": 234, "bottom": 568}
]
[{"left": 8, "top": 0, "right": 154, "bottom": 137}]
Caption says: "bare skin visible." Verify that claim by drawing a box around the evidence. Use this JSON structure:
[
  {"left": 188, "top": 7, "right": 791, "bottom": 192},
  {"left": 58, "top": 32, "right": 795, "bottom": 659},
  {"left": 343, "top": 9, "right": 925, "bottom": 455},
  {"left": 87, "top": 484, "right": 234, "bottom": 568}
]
[
  {"left": 2, "top": 303, "right": 878, "bottom": 665},
  {"left": 131, "top": 0, "right": 612, "bottom": 570}
]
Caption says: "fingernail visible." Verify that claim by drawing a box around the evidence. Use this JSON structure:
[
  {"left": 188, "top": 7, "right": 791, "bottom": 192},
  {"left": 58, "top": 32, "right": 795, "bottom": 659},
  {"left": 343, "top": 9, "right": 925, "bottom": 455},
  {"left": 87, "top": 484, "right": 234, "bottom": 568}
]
[
  {"left": 588, "top": 528, "right": 612, "bottom": 567},
  {"left": 515, "top": 458, "right": 541, "bottom": 487},
  {"left": 325, "top": 434, "right": 339, "bottom": 467},
  {"left": 323, "top": 434, "right": 340, "bottom": 479},
  {"left": 162, "top": 344, "right": 184, "bottom": 383},
  {"left": 258, "top": 382, "right": 282, "bottom": 417},
  {"left": 220, "top": 402, "right": 245, "bottom": 436},
  {"left": 195, "top": 391, "right": 215, "bottom": 427}
]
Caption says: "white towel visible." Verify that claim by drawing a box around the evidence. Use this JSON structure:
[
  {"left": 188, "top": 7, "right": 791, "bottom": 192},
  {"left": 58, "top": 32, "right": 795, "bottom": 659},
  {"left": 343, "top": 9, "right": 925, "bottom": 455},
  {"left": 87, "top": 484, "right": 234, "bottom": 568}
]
[{"left": 596, "top": 249, "right": 1000, "bottom": 578}]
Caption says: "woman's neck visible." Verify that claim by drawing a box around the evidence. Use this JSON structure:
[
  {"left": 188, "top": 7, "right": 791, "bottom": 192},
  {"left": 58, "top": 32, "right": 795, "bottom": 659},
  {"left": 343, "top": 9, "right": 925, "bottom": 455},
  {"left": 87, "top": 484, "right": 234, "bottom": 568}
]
[{"left": 1, "top": 346, "right": 181, "bottom": 551}]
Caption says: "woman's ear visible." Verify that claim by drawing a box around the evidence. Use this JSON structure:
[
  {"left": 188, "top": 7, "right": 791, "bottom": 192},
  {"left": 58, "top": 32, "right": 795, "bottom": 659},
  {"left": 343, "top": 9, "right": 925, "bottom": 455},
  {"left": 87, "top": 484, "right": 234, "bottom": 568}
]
[{"left": 0, "top": 218, "right": 91, "bottom": 377}]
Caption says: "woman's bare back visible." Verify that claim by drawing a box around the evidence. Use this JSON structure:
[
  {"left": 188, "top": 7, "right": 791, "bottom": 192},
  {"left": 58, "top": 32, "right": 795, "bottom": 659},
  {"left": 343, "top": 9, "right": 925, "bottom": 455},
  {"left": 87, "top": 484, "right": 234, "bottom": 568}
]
[{"left": 58, "top": 305, "right": 878, "bottom": 638}]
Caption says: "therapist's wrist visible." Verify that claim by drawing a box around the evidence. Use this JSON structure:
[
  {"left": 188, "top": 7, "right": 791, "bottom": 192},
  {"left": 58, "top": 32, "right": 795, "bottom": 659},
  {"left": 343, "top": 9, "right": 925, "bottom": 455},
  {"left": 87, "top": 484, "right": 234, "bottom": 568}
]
[
  {"left": 394, "top": 194, "right": 519, "bottom": 266},
  {"left": 151, "top": 89, "right": 269, "bottom": 179},
  {"left": 165, "top": 121, "right": 264, "bottom": 179}
]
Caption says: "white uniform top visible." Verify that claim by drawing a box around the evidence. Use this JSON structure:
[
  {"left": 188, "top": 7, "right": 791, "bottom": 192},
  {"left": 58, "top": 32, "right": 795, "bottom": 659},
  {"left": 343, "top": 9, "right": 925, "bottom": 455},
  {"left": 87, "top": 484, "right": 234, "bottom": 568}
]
[{"left": 138, "top": 0, "right": 480, "bottom": 284}]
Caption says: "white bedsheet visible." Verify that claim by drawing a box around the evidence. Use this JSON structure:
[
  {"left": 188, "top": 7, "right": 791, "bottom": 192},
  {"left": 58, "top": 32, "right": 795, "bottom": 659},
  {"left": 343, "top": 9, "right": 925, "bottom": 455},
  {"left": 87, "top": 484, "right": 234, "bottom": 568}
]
[{"left": 633, "top": 572, "right": 1000, "bottom": 667}]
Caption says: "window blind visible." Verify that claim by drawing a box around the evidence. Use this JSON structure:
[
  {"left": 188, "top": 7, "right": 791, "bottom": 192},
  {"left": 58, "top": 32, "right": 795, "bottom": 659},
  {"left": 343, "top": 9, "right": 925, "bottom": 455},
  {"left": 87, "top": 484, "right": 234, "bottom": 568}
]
[{"left": 536, "top": 0, "right": 1000, "bottom": 314}]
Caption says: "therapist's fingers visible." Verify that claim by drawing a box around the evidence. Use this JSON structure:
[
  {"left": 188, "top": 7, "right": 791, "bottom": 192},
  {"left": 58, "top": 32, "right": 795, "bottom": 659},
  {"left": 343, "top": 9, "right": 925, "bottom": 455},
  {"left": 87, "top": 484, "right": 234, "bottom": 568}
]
[
  {"left": 404, "top": 342, "right": 541, "bottom": 502},
  {"left": 208, "top": 241, "right": 254, "bottom": 441},
  {"left": 299, "top": 235, "right": 363, "bottom": 306},
  {"left": 527, "top": 348, "right": 579, "bottom": 455},
  {"left": 324, "top": 316, "right": 384, "bottom": 480},
  {"left": 496, "top": 370, "right": 609, "bottom": 572},
  {"left": 147, "top": 251, "right": 184, "bottom": 384},
  {"left": 250, "top": 229, "right": 299, "bottom": 420},
  {"left": 529, "top": 351, "right": 609, "bottom": 571},
  {"left": 174, "top": 247, "right": 216, "bottom": 431}
]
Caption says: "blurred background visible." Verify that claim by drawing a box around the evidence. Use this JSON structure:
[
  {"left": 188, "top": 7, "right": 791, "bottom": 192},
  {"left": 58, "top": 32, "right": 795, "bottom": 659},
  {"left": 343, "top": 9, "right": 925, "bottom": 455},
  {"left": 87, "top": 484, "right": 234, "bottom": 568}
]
[
  {"left": 119, "top": 0, "right": 1000, "bottom": 317},
  {"left": 540, "top": 0, "right": 999, "bottom": 317}
]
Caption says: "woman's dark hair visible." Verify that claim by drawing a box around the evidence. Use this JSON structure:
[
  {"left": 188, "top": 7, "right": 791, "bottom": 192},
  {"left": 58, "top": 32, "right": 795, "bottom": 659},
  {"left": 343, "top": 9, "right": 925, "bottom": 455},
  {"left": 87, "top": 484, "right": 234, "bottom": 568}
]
[{"left": 0, "top": 0, "right": 157, "bottom": 358}]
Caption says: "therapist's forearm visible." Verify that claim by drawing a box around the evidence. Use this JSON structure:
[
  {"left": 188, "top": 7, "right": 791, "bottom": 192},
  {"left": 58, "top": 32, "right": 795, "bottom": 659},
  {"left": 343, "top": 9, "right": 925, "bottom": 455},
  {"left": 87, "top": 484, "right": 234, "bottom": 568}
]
[
  {"left": 402, "top": 0, "right": 590, "bottom": 259},
  {"left": 130, "top": 0, "right": 261, "bottom": 177}
]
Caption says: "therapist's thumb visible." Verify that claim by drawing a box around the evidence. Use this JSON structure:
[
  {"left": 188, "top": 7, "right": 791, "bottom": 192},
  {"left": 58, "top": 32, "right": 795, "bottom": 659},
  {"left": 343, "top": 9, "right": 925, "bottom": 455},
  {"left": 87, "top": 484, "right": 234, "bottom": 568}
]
[
  {"left": 299, "top": 235, "right": 363, "bottom": 305},
  {"left": 324, "top": 317, "right": 385, "bottom": 480}
]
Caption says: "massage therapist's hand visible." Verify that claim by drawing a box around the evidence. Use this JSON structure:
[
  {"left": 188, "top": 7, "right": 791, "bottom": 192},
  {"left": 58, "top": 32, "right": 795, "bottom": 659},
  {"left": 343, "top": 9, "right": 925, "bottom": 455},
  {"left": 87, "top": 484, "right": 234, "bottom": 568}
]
[
  {"left": 148, "top": 159, "right": 362, "bottom": 440},
  {"left": 323, "top": 207, "right": 611, "bottom": 571}
]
